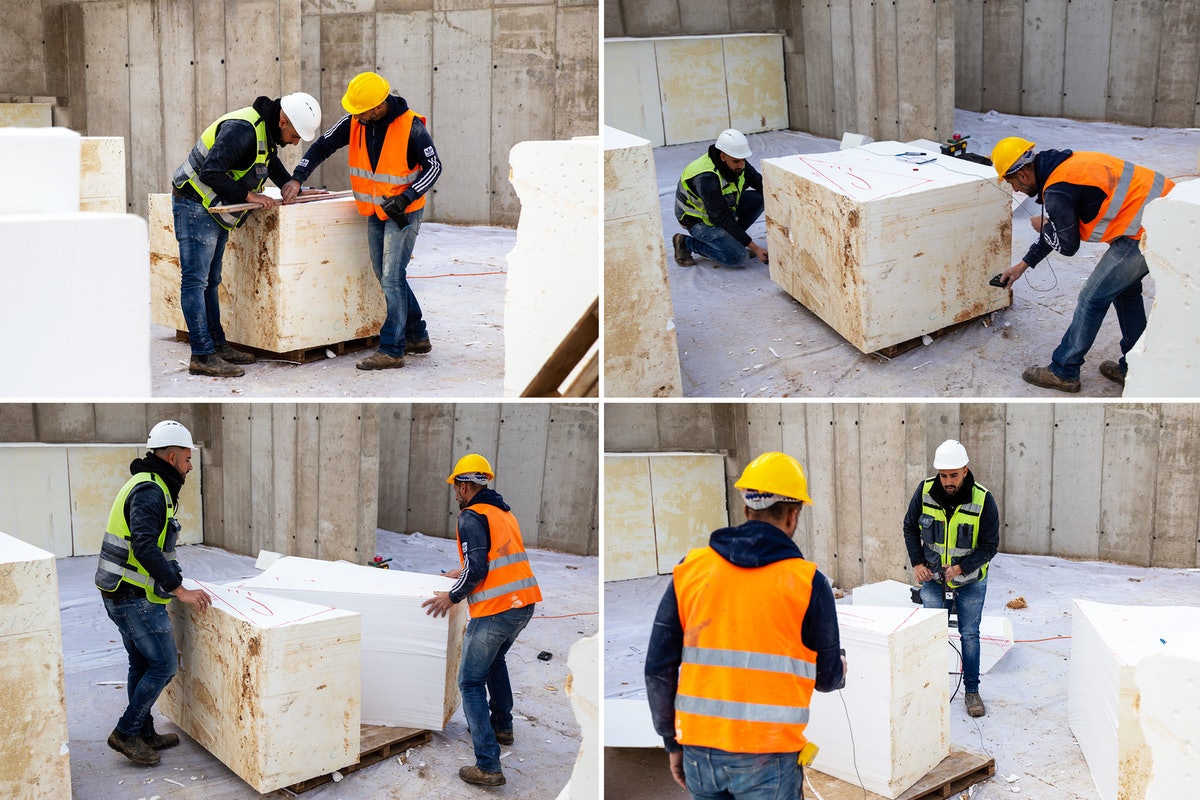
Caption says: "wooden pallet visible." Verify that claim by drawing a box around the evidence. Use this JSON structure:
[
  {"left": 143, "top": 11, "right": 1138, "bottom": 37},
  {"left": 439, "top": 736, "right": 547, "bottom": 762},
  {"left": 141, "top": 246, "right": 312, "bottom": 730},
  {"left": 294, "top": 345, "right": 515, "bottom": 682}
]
[
  {"left": 285, "top": 724, "right": 431, "bottom": 793},
  {"left": 873, "top": 313, "right": 996, "bottom": 360},
  {"left": 175, "top": 331, "right": 379, "bottom": 364},
  {"left": 806, "top": 748, "right": 994, "bottom": 800}
]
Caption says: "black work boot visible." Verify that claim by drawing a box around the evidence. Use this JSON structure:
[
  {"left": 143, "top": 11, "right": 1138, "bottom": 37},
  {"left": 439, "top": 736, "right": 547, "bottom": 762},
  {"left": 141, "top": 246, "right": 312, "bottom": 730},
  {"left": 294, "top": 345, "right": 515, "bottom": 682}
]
[
  {"left": 108, "top": 728, "right": 160, "bottom": 765},
  {"left": 406, "top": 338, "right": 432, "bottom": 355},
  {"left": 493, "top": 726, "right": 514, "bottom": 745},
  {"left": 356, "top": 351, "right": 405, "bottom": 370},
  {"left": 965, "top": 692, "right": 986, "bottom": 717},
  {"left": 216, "top": 343, "right": 256, "bottom": 364},
  {"left": 672, "top": 233, "right": 696, "bottom": 266},
  {"left": 460, "top": 765, "right": 505, "bottom": 786},
  {"left": 142, "top": 731, "right": 180, "bottom": 750},
  {"left": 189, "top": 353, "right": 245, "bottom": 378},
  {"left": 1099, "top": 360, "right": 1126, "bottom": 387}
]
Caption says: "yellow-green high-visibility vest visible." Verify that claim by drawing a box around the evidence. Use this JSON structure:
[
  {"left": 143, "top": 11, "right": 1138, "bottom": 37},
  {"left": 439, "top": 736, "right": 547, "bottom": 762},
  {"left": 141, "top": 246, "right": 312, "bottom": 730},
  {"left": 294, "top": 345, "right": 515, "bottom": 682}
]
[
  {"left": 918, "top": 479, "right": 990, "bottom": 588},
  {"left": 94, "top": 472, "right": 179, "bottom": 603},
  {"left": 675, "top": 152, "right": 746, "bottom": 227},
  {"left": 173, "top": 106, "right": 270, "bottom": 230}
]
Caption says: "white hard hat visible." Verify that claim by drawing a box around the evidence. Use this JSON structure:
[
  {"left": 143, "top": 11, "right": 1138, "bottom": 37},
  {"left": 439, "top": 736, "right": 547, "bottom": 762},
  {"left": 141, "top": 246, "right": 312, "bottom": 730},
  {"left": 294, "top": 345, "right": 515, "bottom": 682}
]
[
  {"left": 715, "top": 128, "right": 752, "bottom": 159},
  {"left": 933, "top": 439, "right": 969, "bottom": 470},
  {"left": 147, "top": 420, "right": 194, "bottom": 451},
  {"left": 281, "top": 92, "right": 322, "bottom": 141}
]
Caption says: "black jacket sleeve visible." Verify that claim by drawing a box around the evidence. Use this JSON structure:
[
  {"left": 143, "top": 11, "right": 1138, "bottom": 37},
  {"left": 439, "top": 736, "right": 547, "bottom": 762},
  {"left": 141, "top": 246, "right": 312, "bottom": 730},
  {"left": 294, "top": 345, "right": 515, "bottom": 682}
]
[
  {"left": 902, "top": 485, "right": 928, "bottom": 568},
  {"left": 124, "top": 483, "right": 182, "bottom": 594},
  {"left": 804, "top": 569, "right": 845, "bottom": 692},
  {"left": 957, "top": 492, "right": 1000, "bottom": 577},
  {"left": 690, "top": 171, "right": 753, "bottom": 246},
  {"left": 644, "top": 578, "right": 685, "bottom": 752},
  {"left": 291, "top": 114, "right": 353, "bottom": 184},
  {"left": 198, "top": 119, "right": 262, "bottom": 205},
  {"left": 394, "top": 117, "right": 442, "bottom": 209},
  {"left": 448, "top": 509, "right": 491, "bottom": 604},
  {"left": 1021, "top": 182, "right": 1107, "bottom": 267}
]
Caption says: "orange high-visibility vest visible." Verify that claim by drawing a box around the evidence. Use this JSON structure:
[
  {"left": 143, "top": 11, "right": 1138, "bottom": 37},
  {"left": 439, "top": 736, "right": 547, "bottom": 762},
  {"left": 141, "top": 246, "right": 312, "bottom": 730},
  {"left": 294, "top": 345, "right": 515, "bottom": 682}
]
[
  {"left": 1044, "top": 152, "right": 1173, "bottom": 243},
  {"left": 348, "top": 109, "right": 428, "bottom": 220},
  {"left": 457, "top": 504, "right": 542, "bottom": 618},
  {"left": 673, "top": 547, "right": 818, "bottom": 754}
]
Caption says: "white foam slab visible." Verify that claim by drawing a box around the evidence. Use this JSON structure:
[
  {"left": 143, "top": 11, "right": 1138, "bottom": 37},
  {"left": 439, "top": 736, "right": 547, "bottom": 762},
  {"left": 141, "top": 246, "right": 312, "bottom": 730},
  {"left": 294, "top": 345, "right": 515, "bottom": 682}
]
[
  {"left": 1135, "top": 634, "right": 1200, "bottom": 800},
  {"left": 0, "top": 127, "right": 80, "bottom": 213}
]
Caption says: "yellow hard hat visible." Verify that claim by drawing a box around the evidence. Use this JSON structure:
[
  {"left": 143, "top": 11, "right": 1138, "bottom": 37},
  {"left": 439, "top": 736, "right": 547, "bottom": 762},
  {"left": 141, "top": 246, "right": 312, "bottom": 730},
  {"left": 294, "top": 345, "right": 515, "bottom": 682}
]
[
  {"left": 991, "top": 136, "right": 1036, "bottom": 181},
  {"left": 446, "top": 453, "right": 495, "bottom": 485},
  {"left": 342, "top": 72, "right": 390, "bottom": 115},
  {"left": 734, "top": 451, "right": 812, "bottom": 508}
]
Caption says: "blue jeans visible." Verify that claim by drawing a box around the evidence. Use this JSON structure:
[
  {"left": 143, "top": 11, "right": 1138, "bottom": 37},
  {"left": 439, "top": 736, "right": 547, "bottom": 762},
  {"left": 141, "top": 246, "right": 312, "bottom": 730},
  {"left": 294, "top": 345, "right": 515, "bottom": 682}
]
[
  {"left": 681, "top": 745, "right": 799, "bottom": 800},
  {"left": 173, "top": 195, "right": 231, "bottom": 356},
  {"left": 683, "top": 191, "right": 765, "bottom": 268},
  {"left": 458, "top": 604, "right": 535, "bottom": 772},
  {"left": 1049, "top": 236, "right": 1148, "bottom": 380},
  {"left": 102, "top": 595, "right": 178, "bottom": 737},
  {"left": 920, "top": 577, "right": 987, "bottom": 693},
  {"left": 367, "top": 210, "right": 428, "bottom": 357}
]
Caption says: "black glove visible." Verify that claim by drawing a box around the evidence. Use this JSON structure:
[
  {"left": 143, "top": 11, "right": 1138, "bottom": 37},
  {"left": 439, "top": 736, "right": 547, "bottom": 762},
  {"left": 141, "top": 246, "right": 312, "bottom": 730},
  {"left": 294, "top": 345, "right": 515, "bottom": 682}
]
[{"left": 380, "top": 195, "right": 409, "bottom": 228}]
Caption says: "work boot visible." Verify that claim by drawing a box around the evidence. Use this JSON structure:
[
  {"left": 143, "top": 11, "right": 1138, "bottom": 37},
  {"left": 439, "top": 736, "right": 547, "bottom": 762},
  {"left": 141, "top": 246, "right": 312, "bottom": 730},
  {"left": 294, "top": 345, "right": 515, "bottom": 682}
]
[
  {"left": 107, "top": 729, "right": 160, "bottom": 766},
  {"left": 493, "top": 727, "right": 514, "bottom": 746},
  {"left": 672, "top": 233, "right": 695, "bottom": 266},
  {"left": 189, "top": 353, "right": 245, "bottom": 378},
  {"left": 356, "top": 351, "right": 405, "bottom": 371},
  {"left": 142, "top": 731, "right": 180, "bottom": 750},
  {"left": 406, "top": 338, "right": 433, "bottom": 355},
  {"left": 1021, "top": 366, "right": 1080, "bottom": 394},
  {"left": 1099, "top": 360, "right": 1126, "bottom": 387},
  {"left": 460, "top": 765, "right": 506, "bottom": 786},
  {"left": 216, "top": 343, "right": 256, "bottom": 364},
  {"left": 965, "top": 692, "right": 986, "bottom": 717}
]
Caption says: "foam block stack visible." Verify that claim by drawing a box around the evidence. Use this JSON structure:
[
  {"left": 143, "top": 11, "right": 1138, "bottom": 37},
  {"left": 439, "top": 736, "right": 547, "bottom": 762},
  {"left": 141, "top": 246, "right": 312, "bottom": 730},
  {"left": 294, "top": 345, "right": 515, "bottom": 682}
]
[
  {"left": 763, "top": 143, "right": 1012, "bottom": 353},
  {"left": 235, "top": 556, "right": 467, "bottom": 729},
  {"left": 806, "top": 606, "right": 949, "bottom": 798},
  {"left": 161, "top": 579, "right": 361, "bottom": 794},
  {"left": 0, "top": 532, "right": 72, "bottom": 800}
]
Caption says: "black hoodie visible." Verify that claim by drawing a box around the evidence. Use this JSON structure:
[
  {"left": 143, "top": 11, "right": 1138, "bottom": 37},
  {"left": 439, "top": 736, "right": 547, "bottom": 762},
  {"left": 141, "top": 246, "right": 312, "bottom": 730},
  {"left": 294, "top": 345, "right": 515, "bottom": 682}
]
[
  {"left": 902, "top": 469, "right": 1000, "bottom": 578},
  {"left": 674, "top": 144, "right": 765, "bottom": 246},
  {"left": 120, "top": 452, "right": 187, "bottom": 596},
  {"left": 178, "top": 95, "right": 295, "bottom": 205},
  {"left": 1019, "top": 148, "right": 1114, "bottom": 268},
  {"left": 447, "top": 487, "right": 511, "bottom": 604}
]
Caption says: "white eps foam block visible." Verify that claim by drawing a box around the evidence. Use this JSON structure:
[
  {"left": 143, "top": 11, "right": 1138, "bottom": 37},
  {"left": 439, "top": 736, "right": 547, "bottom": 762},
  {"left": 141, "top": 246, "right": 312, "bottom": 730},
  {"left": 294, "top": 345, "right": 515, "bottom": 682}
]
[
  {"left": 0, "top": 532, "right": 72, "bottom": 799},
  {"left": 763, "top": 143, "right": 1012, "bottom": 353},
  {"left": 0, "top": 213, "right": 150, "bottom": 397},
  {"left": 1134, "top": 635, "right": 1200, "bottom": 800},
  {"left": 603, "top": 126, "right": 683, "bottom": 397},
  {"left": 234, "top": 556, "right": 467, "bottom": 729},
  {"left": 0, "top": 127, "right": 80, "bottom": 213},
  {"left": 559, "top": 635, "right": 599, "bottom": 800},
  {"left": 504, "top": 138, "right": 600, "bottom": 396},
  {"left": 79, "top": 136, "right": 126, "bottom": 213},
  {"left": 161, "top": 579, "right": 361, "bottom": 794},
  {"left": 806, "top": 606, "right": 949, "bottom": 799},
  {"left": 1125, "top": 179, "right": 1200, "bottom": 396},
  {"left": 1068, "top": 600, "right": 1200, "bottom": 800}
]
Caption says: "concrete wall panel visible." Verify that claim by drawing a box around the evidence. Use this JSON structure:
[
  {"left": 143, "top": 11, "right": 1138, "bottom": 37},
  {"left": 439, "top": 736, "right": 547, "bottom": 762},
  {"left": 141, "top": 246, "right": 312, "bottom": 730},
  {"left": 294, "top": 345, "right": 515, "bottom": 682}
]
[
  {"left": 981, "top": 0, "right": 1023, "bottom": 115},
  {"left": 954, "top": 0, "right": 983, "bottom": 112},
  {"left": 194, "top": 1, "right": 228, "bottom": 145},
  {"left": 1151, "top": 405, "right": 1200, "bottom": 568},
  {"left": 680, "top": 0, "right": 729, "bottom": 36},
  {"left": 620, "top": 0, "right": 679, "bottom": 38},
  {"left": 268, "top": 403, "right": 298, "bottom": 555},
  {"left": 127, "top": 0, "right": 160, "bottom": 214},
  {"left": 377, "top": 403, "right": 414, "bottom": 533},
  {"left": 895, "top": 0, "right": 937, "bottom": 142},
  {"left": 655, "top": 404, "right": 716, "bottom": 453},
  {"left": 1062, "top": 0, "right": 1113, "bottom": 120},
  {"left": 496, "top": 403, "right": 549, "bottom": 547},
  {"left": 554, "top": 5, "right": 600, "bottom": 141},
  {"left": 0, "top": 6, "right": 46, "bottom": 95},
  {"left": 1049, "top": 404, "right": 1104, "bottom": 559},
  {"left": 859, "top": 408, "right": 908, "bottom": 585},
  {"left": 431, "top": 9, "right": 492, "bottom": 223},
  {"left": 800, "top": 0, "right": 835, "bottom": 138},
  {"left": 1020, "top": 0, "right": 1067, "bottom": 118},
  {"left": 603, "top": 402, "right": 661, "bottom": 452},
  {"left": 405, "top": 403, "right": 458, "bottom": 535},
  {"left": 832, "top": 405, "right": 864, "bottom": 588},
  {"left": 1106, "top": 0, "right": 1162, "bottom": 126},
  {"left": 538, "top": 403, "right": 599, "bottom": 554},
  {"left": 872, "top": 0, "right": 899, "bottom": 141},
  {"left": 1099, "top": 405, "right": 1159, "bottom": 567},
  {"left": 1000, "top": 404, "right": 1053, "bottom": 554},
  {"left": 318, "top": 13, "right": 374, "bottom": 193},
  {"left": 803, "top": 404, "right": 839, "bottom": 582},
  {"left": 1154, "top": 0, "right": 1200, "bottom": 128}
]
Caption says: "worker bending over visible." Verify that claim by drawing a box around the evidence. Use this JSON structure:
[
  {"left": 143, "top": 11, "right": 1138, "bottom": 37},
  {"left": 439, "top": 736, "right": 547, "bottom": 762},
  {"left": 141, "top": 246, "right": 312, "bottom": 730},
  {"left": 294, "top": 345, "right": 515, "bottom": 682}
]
[
  {"left": 992, "top": 136, "right": 1174, "bottom": 393},
  {"left": 672, "top": 129, "right": 769, "bottom": 269},
  {"left": 286, "top": 71, "right": 442, "bottom": 371},
  {"left": 646, "top": 452, "right": 845, "bottom": 799},
  {"left": 172, "top": 92, "right": 321, "bottom": 377}
]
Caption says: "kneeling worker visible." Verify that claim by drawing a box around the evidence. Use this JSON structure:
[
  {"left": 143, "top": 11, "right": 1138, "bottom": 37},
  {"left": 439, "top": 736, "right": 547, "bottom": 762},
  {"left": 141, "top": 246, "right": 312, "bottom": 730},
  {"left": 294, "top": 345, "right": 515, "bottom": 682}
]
[{"left": 672, "top": 128, "right": 769, "bottom": 269}]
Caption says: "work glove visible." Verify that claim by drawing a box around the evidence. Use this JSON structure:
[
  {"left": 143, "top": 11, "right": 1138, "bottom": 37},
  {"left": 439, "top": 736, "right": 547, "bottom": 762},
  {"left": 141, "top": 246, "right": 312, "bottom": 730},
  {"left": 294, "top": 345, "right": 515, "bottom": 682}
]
[{"left": 380, "top": 195, "right": 409, "bottom": 228}]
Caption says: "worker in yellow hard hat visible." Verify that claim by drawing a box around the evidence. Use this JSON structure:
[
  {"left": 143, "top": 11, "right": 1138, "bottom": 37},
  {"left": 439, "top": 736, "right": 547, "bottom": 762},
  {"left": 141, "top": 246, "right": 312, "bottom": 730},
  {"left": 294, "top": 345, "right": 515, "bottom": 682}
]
[
  {"left": 645, "top": 452, "right": 845, "bottom": 799},
  {"left": 990, "top": 135, "right": 1175, "bottom": 393},
  {"left": 422, "top": 453, "right": 541, "bottom": 788},
  {"left": 284, "top": 71, "right": 443, "bottom": 371}
]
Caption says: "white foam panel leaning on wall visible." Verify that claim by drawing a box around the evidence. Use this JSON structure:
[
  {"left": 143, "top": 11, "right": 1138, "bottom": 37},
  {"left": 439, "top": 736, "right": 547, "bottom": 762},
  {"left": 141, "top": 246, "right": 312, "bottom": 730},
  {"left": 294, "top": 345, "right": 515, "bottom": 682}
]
[{"left": 1134, "top": 635, "right": 1200, "bottom": 799}]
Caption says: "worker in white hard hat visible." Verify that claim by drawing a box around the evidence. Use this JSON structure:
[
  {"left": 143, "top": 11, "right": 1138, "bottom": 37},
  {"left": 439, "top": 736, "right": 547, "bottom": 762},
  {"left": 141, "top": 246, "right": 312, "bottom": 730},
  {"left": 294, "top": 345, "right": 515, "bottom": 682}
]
[
  {"left": 672, "top": 128, "right": 769, "bottom": 269},
  {"left": 990, "top": 136, "right": 1176, "bottom": 394},
  {"left": 283, "top": 71, "right": 442, "bottom": 372},
  {"left": 171, "top": 91, "right": 323, "bottom": 378},
  {"left": 95, "top": 421, "right": 212, "bottom": 767},
  {"left": 646, "top": 452, "right": 845, "bottom": 799},
  {"left": 902, "top": 439, "right": 999, "bottom": 718}
]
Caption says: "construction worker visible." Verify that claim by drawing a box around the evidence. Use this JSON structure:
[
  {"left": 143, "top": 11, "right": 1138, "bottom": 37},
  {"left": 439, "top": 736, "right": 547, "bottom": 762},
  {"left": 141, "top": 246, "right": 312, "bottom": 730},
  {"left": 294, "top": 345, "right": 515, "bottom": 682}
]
[
  {"left": 172, "top": 92, "right": 322, "bottom": 378},
  {"left": 421, "top": 454, "right": 542, "bottom": 787},
  {"left": 992, "top": 136, "right": 1175, "bottom": 393},
  {"left": 284, "top": 71, "right": 442, "bottom": 371},
  {"left": 902, "top": 439, "right": 999, "bottom": 718},
  {"left": 645, "top": 452, "right": 845, "bottom": 799},
  {"left": 672, "top": 128, "right": 769, "bottom": 269},
  {"left": 95, "top": 420, "right": 212, "bottom": 766}
]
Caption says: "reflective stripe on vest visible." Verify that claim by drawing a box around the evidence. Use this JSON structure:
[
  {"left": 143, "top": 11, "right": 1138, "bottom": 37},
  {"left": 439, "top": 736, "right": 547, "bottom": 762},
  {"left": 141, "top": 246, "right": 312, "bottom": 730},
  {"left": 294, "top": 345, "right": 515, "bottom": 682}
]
[
  {"left": 94, "top": 472, "right": 178, "bottom": 604},
  {"left": 172, "top": 106, "right": 271, "bottom": 230},
  {"left": 673, "top": 546, "right": 818, "bottom": 753},
  {"left": 675, "top": 152, "right": 746, "bottom": 227},
  {"left": 920, "top": 479, "right": 989, "bottom": 586},
  {"left": 348, "top": 109, "right": 428, "bottom": 220},
  {"left": 456, "top": 503, "right": 542, "bottom": 618},
  {"left": 1044, "top": 153, "right": 1174, "bottom": 243}
]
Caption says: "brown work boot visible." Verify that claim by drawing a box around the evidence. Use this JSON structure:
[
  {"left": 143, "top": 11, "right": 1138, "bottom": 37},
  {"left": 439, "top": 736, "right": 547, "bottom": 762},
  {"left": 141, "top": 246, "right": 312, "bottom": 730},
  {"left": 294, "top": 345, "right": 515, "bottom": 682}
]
[
  {"left": 493, "top": 727, "right": 514, "bottom": 745},
  {"left": 1099, "top": 360, "right": 1126, "bottom": 387},
  {"left": 965, "top": 692, "right": 986, "bottom": 717},
  {"left": 1021, "top": 366, "right": 1080, "bottom": 393},
  {"left": 356, "top": 351, "right": 405, "bottom": 370},
  {"left": 108, "top": 729, "right": 160, "bottom": 765},
  {"left": 406, "top": 338, "right": 432, "bottom": 355},
  {"left": 460, "top": 765, "right": 506, "bottom": 786},
  {"left": 189, "top": 353, "right": 245, "bottom": 378},
  {"left": 142, "top": 731, "right": 180, "bottom": 750},
  {"left": 216, "top": 343, "right": 256, "bottom": 364},
  {"left": 672, "top": 233, "right": 696, "bottom": 266}
]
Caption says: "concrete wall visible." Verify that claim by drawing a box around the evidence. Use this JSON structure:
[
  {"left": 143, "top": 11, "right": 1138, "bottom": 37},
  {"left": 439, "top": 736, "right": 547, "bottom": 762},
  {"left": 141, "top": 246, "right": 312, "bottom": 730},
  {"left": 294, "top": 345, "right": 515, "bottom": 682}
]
[
  {"left": 604, "top": 402, "right": 1200, "bottom": 586},
  {"left": 10, "top": 0, "right": 596, "bottom": 224}
]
